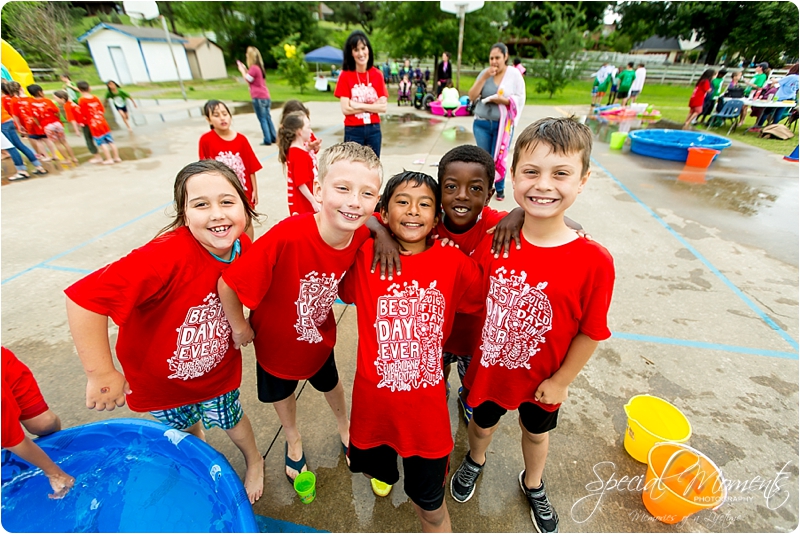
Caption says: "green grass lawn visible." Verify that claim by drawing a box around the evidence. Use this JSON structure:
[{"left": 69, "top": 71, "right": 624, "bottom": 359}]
[{"left": 41, "top": 68, "right": 796, "bottom": 155}]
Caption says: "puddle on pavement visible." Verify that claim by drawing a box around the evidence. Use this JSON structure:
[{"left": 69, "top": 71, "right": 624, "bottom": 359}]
[
  {"left": 585, "top": 116, "right": 781, "bottom": 216},
  {"left": 381, "top": 113, "right": 473, "bottom": 153}
]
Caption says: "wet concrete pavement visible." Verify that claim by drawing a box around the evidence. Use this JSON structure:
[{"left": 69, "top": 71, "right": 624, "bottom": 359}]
[{"left": 1, "top": 99, "right": 798, "bottom": 532}]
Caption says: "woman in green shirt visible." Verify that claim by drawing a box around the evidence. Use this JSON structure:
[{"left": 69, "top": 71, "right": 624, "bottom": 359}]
[{"left": 105, "top": 80, "right": 137, "bottom": 131}]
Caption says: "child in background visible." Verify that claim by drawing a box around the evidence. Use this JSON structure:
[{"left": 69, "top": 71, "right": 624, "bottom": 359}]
[
  {"left": 77, "top": 81, "right": 121, "bottom": 165},
  {"left": 685, "top": 69, "right": 715, "bottom": 127},
  {"left": 280, "top": 100, "right": 323, "bottom": 156},
  {"left": 54, "top": 90, "right": 101, "bottom": 163},
  {"left": 440, "top": 80, "right": 461, "bottom": 117},
  {"left": 219, "top": 143, "right": 394, "bottom": 484},
  {"left": 28, "top": 84, "right": 78, "bottom": 166},
  {"left": 2, "top": 347, "right": 74, "bottom": 499},
  {"left": 698, "top": 69, "right": 728, "bottom": 125},
  {"left": 2, "top": 82, "right": 47, "bottom": 178},
  {"left": 65, "top": 160, "right": 264, "bottom": 504},
  {"left": 60, "top": 73, "right": 80, "bottom": 103},
  {"left": 199, "top": 100, "right": 261, "bottom": 240},
  {"left": 10, "top": 82, "right": 51, "bottom": 161},
  {"left": 338, "top": 171, "right": 484, "bottom": 531},
  {"left": 606, "top": 65, "right": 621, "bottom": 105},
  {"left": 278, "top": 111, "right": 318, "bottom": 216},
  {"left": 450, "top": 118, "right": 615, "bottom": 534},
  {"left": 104, "top": 81, "right": 137, "bottom": 131},
  {"left": 591, "top": 63, "right": 612, "bottom": 106},
  {"left": 615, "top": 63, "right": 636, "bottom": 107}
]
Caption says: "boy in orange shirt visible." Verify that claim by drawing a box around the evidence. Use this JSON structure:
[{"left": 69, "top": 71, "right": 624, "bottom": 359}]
[
  {"left": 77, "top": 81, "right": 120, "bottom": 165},
  {"left": 28, "top": 85, "right": 78, "bottom": 166},
  {"left": 54, "top": 90, "right": 101, "bottom": 163}
]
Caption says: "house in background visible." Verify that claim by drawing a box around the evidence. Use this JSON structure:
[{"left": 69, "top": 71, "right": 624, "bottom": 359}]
[
  {"left": 631, "top": 34, "right": 704, "bottom": 63},
  {"left": 184, "top": 37, "right": 227, "bottom": 80},
  {"left": 78, "top": 23, "right": 191, "bottom": 84}
]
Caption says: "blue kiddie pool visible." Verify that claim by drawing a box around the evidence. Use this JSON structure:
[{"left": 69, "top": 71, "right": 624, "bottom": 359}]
[
  {"left": 1, "top": 419, "right": 257, "bottom": 533},
  {"left": 628, "top": 129, "right": 732, "bottom": 162}
]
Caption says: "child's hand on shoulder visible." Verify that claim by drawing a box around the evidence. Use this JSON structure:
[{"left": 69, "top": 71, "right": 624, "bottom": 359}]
[
  {"left": 372, "top": 230, "right": 408, "bottom": 280},
  {"left": 534, "top": 378, "right": 569, "bottom": 405},
  {"left": 488, "top": 207, "right": 524, "bottom": 258},
  {"left": 86, "top": 370, "right": 131, "bottom": 411}
]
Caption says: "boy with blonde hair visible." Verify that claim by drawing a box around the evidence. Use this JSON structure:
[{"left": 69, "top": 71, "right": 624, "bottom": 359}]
[
  {"left": 219, "top": 142, "right": 389, "bottom": 483},
  {"left": 450, "top": 117, "right": 615, "bottom": 534}
]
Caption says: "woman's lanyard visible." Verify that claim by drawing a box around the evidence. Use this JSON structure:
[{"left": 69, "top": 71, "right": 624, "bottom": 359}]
[{"left": 209, "top": 238, "right": 241, "bottom": 263}]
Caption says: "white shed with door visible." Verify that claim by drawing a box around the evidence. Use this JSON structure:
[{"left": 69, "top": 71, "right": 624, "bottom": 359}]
[
  {"left": 78, "top": 23, "right": 191, "bottom": 84},
  {"left": 184, "top": 37, "right": 227, "bottom": 80}
]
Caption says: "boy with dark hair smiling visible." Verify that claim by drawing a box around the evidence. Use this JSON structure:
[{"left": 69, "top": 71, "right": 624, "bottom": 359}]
[
  {"left": 339, "top": 171, "right": 484, "bottom": 533},
  {"left": 450, "top": 117, "right": 615, "bottom": 534}
]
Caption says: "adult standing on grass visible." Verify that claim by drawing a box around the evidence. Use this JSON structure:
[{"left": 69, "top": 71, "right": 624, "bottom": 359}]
[
  {"left": 237, "top": 46, "right": 276, "bottom": 146},
  {"left": 630, "top": 63, "right": 647, "bottom": 103},
  {"left": 467, "top": 42, "right": 525, "bottom": 202},
  {"left": 335, "top": 30, "right": 387, "bottom": 158}
]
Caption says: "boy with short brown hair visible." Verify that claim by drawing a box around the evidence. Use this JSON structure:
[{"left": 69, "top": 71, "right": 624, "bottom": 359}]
[{"left": 450, "top": 117, "right": 615, "bottom": 534}]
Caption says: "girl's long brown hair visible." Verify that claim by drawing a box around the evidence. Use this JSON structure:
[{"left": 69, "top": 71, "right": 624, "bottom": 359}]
[
  {"left": 245, "top": 46, "right": 266, "bottom": 78},
  {"left": 278, "top": 111, "right": 307, "bottom": 165}
]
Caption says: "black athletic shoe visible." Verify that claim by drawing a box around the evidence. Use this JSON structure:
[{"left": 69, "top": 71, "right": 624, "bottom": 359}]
[
  {"left": 519, "top": 471, "right": 559, "bottom": 533},
  {"left": 450, "top": 452, "right": 483, "bottom": 503}
]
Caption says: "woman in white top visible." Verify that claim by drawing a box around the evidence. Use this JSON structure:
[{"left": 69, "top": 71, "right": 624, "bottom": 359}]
[{"left": 467, "top": 43, "right": 525, "bottom": 201}]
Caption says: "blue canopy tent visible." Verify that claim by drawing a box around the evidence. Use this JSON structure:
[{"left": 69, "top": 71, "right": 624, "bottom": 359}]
[
  {"left": 305, "top": 45, "right": 343, "bottom": 91},
  {"left": 305, "top": 45, "right": 343, "bottom": 66}
]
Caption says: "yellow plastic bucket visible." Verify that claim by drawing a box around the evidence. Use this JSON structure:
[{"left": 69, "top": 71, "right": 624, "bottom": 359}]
[
  {"left": 642, "top": 442, "right": 726, "bottom": 524},
  {"left": 609, "top": 131, "right": 628, "bottom": 149},
  {"left": 623, "top": 395, "right": 691, "bottom": 463}
]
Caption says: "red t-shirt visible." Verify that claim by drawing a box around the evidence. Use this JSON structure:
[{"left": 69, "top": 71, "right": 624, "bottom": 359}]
[
  {"left": 464, "top": 235, "right": 615, "bottom": 413},
  {"left": 198, "top": 131, "right": 262, "bottom": 205},
  {"left": 339, "top": 240, "right": 484, "bottom": 459},
  {"left": 30, "top": 97, "right": 62, "bottom": 128},
  {"left": 286, "top": 146, "right": 316, "bottom": 216},
  {"left": 78, "top": 95, "right": 110, "bottom": 137},
  {"left": 221, "top": 213, "right": 370, "bottom": 380},
  {"left": 689, "top": 79, "right": 711, "bottom": 108},
  {"left": 64, "top": 226, "right": 251, "bottom": 412},
  {"left": 1, "top": 95, "right": 14, "bottom": 123},
  {"left": 12, "top": 96, "right": 43, "bottom": 136},
  {"left": 436, "top": 206, "right": 506, "bottom": 356},
  {"left": 64, "top": 100, "right": 84, "bottom": 125},
  {"left": 1, "top": 348, "right": 48, "bottom": 449},
  {"left": 334, "top": 68, "right": 388, "bottom": 127}
]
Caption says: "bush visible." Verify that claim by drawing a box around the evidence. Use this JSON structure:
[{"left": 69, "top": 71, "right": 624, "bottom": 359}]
[{"left": 271, "top": 35, "right": 311, "bottom": 93}]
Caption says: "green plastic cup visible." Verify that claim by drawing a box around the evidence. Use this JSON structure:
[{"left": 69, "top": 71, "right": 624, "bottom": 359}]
[{"left": 294, "top": 471, "right": 316, "bottom": 504}]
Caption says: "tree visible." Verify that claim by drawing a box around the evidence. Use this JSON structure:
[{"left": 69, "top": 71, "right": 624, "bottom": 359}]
[
  {"left": 510, "top": 1, "right": 610, "bottom": 38},
  {"left": 170, "top": 2, "right": 326, "bottom": 67},
  {"left": 326, "top": 1, "right": 379, "bottom": 34},
  {"left": 531, "top": 4, "right": 587, "bottom": 98},
  {"left": 375, "top": 2, "right": 512, "bottom": 88},
  {"left": 1, "top": 2, "right": 78, "bottom": 71},
  {"left": 271, "top": 35, "right": 311, "bottom": 93},
  {"left": 614, "top": 1, "right": 798, "bottom": 66}
]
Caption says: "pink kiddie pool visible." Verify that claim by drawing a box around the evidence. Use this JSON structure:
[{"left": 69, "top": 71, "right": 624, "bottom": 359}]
[{"left": 430, "top": 101, "right": 469, "bottom": 117}]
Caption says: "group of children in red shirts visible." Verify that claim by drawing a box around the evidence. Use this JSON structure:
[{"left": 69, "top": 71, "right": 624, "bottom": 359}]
[
  {"left": 4, "top": 106, "right": 614, "bottom": 532},
  {"left": 1, "top": 80, "right": 121, "bottom": 178}
]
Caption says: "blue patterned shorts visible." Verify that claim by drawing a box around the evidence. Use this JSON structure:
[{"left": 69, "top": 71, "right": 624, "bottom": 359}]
[{"left": 150, "top": 389, "right": 243, "bottom": 431}]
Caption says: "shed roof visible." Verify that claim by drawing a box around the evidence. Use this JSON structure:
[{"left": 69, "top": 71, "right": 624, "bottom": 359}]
[
  {"left": 78, "top": 23, "right": 187, "bottom": 44},
  {"left": 632, "top": 35, "right": 681, "bottom": 52},
  {"left": 183, "top": 37, "right": 220, "bottom": 51}
]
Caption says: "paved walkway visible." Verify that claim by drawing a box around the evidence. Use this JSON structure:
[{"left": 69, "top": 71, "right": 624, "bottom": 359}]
[{"left": 1, "top": 100, "right": 797, "bottom": 532}]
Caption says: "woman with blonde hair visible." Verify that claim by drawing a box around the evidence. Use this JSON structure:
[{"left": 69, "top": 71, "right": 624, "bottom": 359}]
[{"left": 237, "top": 46, "right": 276, "bottom": 146}]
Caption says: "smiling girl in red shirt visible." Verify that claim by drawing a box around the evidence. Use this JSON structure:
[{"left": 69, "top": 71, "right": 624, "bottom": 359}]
[{"left": 65, "top": 160, "right": 265, "bottom": 504}]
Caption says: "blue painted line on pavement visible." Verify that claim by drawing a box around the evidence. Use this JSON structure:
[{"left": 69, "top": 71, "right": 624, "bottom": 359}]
[
  {"left": 591, "top": 156, "right": 799, "bottom": 352},
  {"left": 2, "top": 202, "right": 171, "bottom": 285},
  {"left": 612, "top": 331, "right": 798, "bottom": 360},
  {"left": 38, "top": 265, "right": 93, "bottom": 274}
]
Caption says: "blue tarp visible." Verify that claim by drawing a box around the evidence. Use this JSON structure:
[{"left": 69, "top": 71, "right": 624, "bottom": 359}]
[{"left": 304, "top": 45, "right": 343, "bottom": 65}]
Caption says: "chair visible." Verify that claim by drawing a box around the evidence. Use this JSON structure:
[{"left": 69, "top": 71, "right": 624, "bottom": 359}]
[
  {"left": 783, "top": 107, "right": 798, "bottom": 133},
  {"left": 706, "top": 99, "right": 744, "bottom": 135}
]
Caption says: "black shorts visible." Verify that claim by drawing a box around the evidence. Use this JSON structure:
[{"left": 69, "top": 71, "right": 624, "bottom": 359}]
[
  {"left": 115, "top": 105, "right": 129, "bottom": 114},
  {"left": 472, "top": 401, "right": 559, "bottom": 435},
  {"left": 348, "top": 443, "right": 450, "bottom": 511},
  {"left": 617, "top": 89, "right": 630, "bottom": 99},
  {"left": 256, "top": 350, "right": 339, "bottom": 403},
  {"left": 28, "top": 134, "right": 46, "bottom": 140}
]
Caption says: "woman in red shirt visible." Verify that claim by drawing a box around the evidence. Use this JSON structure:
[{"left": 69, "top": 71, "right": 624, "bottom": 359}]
[
  {"left": 334, "top": 31, "right": 388, "bottom": 157},
  {"left": 685, "top": 69, "right": 715, "bottom": 127}
]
